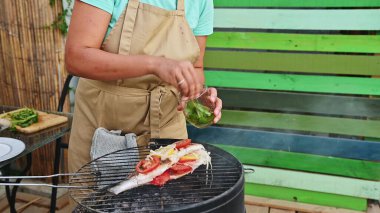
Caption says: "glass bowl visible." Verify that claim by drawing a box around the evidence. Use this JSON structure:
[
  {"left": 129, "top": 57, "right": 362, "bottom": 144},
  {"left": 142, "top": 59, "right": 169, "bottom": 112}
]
[{"left": 183, "top": 88, "right": 215, "bottom": 128}]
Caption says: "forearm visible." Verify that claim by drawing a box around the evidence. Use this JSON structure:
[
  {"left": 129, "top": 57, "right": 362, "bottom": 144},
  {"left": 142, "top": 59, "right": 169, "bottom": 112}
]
[{"left": 65, "top": 47, "right": 159, "bottom": 81}]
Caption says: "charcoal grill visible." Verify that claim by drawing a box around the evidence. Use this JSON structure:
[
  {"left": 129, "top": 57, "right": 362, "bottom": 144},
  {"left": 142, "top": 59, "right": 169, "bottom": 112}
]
[{"left": 70, "top": 139, "right": 245, "bottom": 213}]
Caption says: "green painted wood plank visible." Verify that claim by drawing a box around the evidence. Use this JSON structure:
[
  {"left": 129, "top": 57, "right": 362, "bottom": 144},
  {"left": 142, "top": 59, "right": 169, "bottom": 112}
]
[
  {"left": 245, "top": 183, "right": 367, "bottom": 211},
  {"left": 215, "top": 9, "right": 380, "bottom": 30},
  {"left": 208, "top": 32, "right": 380, "bottom": 54},
  {"left": 244, "top": 165, "right": 380, "bottom": 200},
  {"left": 218, "top": 88, "right": 380, "bottom": 117},
  {"left": 205, "top": 71, "right": 380, "bottom": 95},
  {"left": 219, "top": 110, "right": 380, "bottom": 138},
  {"left": 216, "top": 144, "right": 380, "bottom": 180},
  {"left": 215, "top": 0, "right": 380, "bottom": 8},
  {"left": 204, "top": 50, "right": 380, "bottom": 76}
]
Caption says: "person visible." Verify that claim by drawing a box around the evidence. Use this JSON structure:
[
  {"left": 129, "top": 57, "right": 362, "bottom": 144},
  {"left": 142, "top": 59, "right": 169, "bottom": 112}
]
[{"left": 65, "top": 0, "right": 223, "bottom": 175}]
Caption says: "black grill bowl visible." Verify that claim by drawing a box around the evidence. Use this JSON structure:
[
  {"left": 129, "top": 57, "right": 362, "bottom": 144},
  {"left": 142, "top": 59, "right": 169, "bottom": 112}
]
[{"left": 70, "top": 140, "right": 245, "bottom": 213}]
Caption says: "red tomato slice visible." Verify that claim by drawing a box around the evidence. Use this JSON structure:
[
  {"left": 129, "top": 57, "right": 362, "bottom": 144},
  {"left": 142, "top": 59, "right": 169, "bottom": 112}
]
[
  {"left": 136, "top": 156, "right": 160, "bottom": 174},
  {"left": 170, "top": 164, "right": 193, "bottom": 175},
  {"left": 151, "top": 170, "right": 170, "bottom": 186},
  {"left": 175, "top": 139, "right": 191, "bottom": 149}
]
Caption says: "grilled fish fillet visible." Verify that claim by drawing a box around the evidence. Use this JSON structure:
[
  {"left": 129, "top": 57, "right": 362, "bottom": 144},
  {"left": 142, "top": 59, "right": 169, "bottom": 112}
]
[{"left": 108, "top": 143, "right": 211, "bottom": 195}]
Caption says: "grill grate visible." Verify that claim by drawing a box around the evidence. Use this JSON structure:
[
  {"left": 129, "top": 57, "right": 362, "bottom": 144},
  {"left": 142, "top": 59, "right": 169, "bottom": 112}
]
[{"left": 69, "top": 143, "right": 243, "bottom": 213}]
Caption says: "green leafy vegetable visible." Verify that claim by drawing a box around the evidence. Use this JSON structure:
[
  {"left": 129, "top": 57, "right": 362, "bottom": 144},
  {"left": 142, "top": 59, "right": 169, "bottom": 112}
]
[
  {"left": 3, "top": 108, "right": 39, "bottom": 131},
  {"left": 184, "top": 100, "right": 214, "bottom": 128}
]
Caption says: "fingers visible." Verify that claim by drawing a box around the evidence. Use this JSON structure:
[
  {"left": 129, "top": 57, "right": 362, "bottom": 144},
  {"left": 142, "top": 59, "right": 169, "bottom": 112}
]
[
  {"left": 213, "top": 97, "right": 223, "bottom": 123},
  {"left": 176, "top": 73, "right": 188, "bottom": 97},
  {"left": 188, "top": 65, "right": 203, "bottom": 98},
  {"left": 156, "top": 59, "right": 204, "bottom": 98},
  {"left": 181, "top": 66, "right": 196, "bottom": 98},
  {"left": 177, "top": 99, "right": 186, "bottom": 111},
  {"left": 207, "top": 87, "right": 218, "bottom": 102},
  {"left": 205, "top": 87, "right": 222, "bottom": 123},
  {"left": 176, "top": 61, "right": 203, "bottom": 99}
]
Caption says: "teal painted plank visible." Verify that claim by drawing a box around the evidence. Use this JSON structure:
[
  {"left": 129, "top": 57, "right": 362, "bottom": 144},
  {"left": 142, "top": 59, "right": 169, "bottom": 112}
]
[
  {"left": 219, "top": 110, "right": 380, "bottom": 138},
  {"left": 218, "top": 88, "right": 380, "bottom": 117},
  {"left": 216, "top": 144, "right": 380, "bottom": 180},
  {"left": 215, "top": 0, "right": 380, "bottom": 8},
  {"left": 204, "top": 50, "right": 380, "bottom": 76},
  {"left": 245, "top": 183, "right": 367, "bottom": 211},
  {"left": 208, "top": 32, "right": 380, "bottom": 53},
  {"left": 188, "top": 126, "right": 380, "bottom": 161},
  {"left": 244, "top": 165, "right": 380, "bottom": 200},
  {"left": 215, "top": 9, "right": 380, "bottom": 30},
  {"left": 205, "top": 71, "right": 380, "bottom": 95}
]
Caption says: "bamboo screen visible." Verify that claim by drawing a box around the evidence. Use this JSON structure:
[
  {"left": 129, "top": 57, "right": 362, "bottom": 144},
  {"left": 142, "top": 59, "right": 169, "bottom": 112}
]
[{"left": 0, "top": 0, "right": 68, "bottom": 176}]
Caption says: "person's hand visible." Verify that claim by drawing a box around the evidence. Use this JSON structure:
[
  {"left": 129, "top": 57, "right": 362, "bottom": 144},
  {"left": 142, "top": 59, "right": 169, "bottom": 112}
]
[
  {"left": 153, "top": 58, "right": 204, "bottom": 99},
  {"left": 177, "top": 87, "right": 222, "bottom": 124},
  {"left": 206, "top": 87, "right": 222, "bottom": 123}
]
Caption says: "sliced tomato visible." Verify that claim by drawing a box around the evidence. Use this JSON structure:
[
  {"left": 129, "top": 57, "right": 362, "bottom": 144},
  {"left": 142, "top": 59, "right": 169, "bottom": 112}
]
[
  {"left": 170, "top": 164, "right": 193, "bottom": 175},
  {"left": 175, "top": 139, "right": 191, "bottom": 149},
  {"left": 136, "top": 155, "right": 160, "bottom": 174},
  {"left": 151, "top": 170, "right": 170, "bottom": 186},
  {"left": 178, "top": 153, "right": 198, "bottom": 163}
]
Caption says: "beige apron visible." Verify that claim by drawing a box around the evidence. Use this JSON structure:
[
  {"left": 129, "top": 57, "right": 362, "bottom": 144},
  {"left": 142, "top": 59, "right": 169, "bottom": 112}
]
[{"left": 68, "top": 0, "right": 200, "bottom": 173}]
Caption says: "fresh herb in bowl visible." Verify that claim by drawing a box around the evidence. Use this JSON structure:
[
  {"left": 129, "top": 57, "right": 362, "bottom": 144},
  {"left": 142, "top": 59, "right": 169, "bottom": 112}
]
[{"left": 184, "top": 100, "right": 214, "bottom": 128}]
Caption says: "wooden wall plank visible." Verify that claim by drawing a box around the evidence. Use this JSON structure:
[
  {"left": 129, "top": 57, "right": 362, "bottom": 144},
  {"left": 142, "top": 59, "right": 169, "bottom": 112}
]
[
  {"left": 205, "top": 71, "right": 380, "bottom": 95},
  {"left": 188, "top": 126, "right": 380, "bottom": 161},
  {"left": 215, "top": 9, "right": 380, "bottom": 30},
  {"left": 245, "top": 205, "right": 269, "bottom": 213},
  {"left": 219, "top": 110, "right": 380, "bottom": 138},
  {"left": 244, "top": 165, "right": 380, "bottom": 199},
  {"left": 245, "top": 195, "right": 365, "bottom": 213},
  {"left": 270, "top": 209, "right": 295, "bottom": 213},
  {"left": 205, "top": 51, "right": 380, "bottom": 76},
  {"left": 208, "top": 32, "right": 380, "bottom": 54},
  {"left": 217, "top": 88, "right": 380, "bottom": 118},
  {"left": 216, "top": 144, "right": 380, "bottom": 180},
  {"left": 245, "top": 183, "right": 367, "bottom": 211},
  {"left": 214, "top": 0, "right": 380, "bottom": 8}
]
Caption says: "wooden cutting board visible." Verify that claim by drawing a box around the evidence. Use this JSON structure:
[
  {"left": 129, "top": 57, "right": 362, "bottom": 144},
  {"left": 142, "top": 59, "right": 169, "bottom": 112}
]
[{"left": 0, "top": 109, "right": 68, "bottom": 134}]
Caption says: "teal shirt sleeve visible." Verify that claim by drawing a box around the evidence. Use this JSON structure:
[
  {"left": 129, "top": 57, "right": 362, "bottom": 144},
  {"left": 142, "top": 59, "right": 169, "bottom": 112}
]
[
  {"left": 80, "top": 0, "right": 115, "bottom": 14},
  {"left": 193, "top": 0, "right": 214, "bottom": 36}
]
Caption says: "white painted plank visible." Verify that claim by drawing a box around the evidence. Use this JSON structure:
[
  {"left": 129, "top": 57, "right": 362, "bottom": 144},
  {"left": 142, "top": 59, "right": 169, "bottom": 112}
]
[
  {"left": 215, "top": 9, "right": 380, "bottom": 30},
  {"left": 244, "top": 165, "right": 380, "bottom": 200}
]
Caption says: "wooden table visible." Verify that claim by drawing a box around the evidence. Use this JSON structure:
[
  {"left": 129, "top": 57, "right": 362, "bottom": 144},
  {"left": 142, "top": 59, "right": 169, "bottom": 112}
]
[{"left": 0, "top": 105, "right": 72, "bottom": 213}]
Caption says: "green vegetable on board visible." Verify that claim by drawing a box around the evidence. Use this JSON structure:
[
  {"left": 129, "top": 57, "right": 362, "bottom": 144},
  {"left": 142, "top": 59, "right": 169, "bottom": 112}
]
[
  {"left": 3, "top": 108, "right": 39, "bottom": 131},
  {"left": 184, "top": 100, "right": 214, "bottom": 128}
]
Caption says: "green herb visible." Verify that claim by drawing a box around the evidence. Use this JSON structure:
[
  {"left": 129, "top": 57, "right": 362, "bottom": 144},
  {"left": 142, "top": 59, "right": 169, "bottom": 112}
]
[
  {"left": 184, "top": 100, "right": 214, "bottom": 128},
  {"left": 4, "top": 108, "right": 39, "bottom": 131},
  {"left": 50, "top": 0, "right": 72, "bottom": 35}
]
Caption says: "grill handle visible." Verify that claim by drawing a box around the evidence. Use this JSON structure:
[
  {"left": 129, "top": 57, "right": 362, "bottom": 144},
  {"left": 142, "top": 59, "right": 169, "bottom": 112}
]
[
  {"left": 0, "top": 172, "right": 95, "bottom": 189},
  {"left": 0, "top": 183, "right": 88, "bottom": 188},
  {"left": 244, "top": 168, "right": 255, "bottom": 174}
]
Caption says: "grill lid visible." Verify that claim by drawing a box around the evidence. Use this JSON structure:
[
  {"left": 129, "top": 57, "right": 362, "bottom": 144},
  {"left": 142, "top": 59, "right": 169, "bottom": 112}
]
[{"left": 69, "top": 141, "right": 243, "bottom": 213}]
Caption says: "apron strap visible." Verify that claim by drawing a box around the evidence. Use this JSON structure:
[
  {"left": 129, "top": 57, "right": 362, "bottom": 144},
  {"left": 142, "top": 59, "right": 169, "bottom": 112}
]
[
  {"left": 177, "top": 0, "right": 185, "bottom": 12},
  {"left": 149, "top": 86, "right": 163, "bottom": 138},
  {"left": 118, "top": 0, "right": 140, "bottom": 55},
  {"left": 149, "top": 86, "right": 179, "bottom": 139}
]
